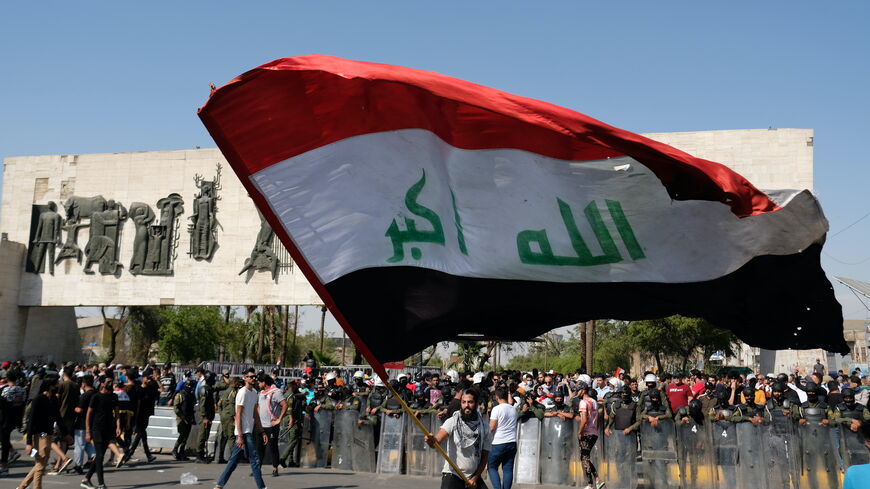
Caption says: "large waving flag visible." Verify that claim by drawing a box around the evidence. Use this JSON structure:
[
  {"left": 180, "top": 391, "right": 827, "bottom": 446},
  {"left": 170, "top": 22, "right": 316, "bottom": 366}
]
[{"left": 198, "top": 55, "right": 847, "bottom": 373}]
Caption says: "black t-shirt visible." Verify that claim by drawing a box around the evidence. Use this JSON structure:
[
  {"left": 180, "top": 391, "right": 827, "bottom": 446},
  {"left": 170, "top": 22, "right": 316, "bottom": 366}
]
[
  {"left": 140, "top": 381, "right": 158, "bottom": 417},
  {"left": 123, "top": 384, "right": 140, "bottom": 417},
  {"left": 89, "top": 392, "right": 118, "bottom": 434},
  {"left": 76, "top": 390, "right": 96, "bottom": 430}
]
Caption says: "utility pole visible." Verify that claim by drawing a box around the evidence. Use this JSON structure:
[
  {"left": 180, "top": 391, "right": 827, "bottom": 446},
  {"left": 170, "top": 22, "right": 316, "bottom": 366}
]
[
  {"left": 292, "top": 305, "right": 299, "bottom": 348},
  {"left": 585, "top": 320, "right": 595, "bottom": 373},
  {"left": 319, "top": 306, "right": 327, "bottom": 355}
]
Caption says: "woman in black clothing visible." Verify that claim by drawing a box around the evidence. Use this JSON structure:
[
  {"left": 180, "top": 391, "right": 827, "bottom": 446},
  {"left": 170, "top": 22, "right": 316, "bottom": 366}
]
[{"left": 82, "top": 376, "right": 119, "bottom": 489}]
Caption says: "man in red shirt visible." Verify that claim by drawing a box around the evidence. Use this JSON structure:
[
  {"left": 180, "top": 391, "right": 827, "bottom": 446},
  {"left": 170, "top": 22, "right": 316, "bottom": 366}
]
[{"left": 665, "top": 373, "right": 693, "bottom": 412}]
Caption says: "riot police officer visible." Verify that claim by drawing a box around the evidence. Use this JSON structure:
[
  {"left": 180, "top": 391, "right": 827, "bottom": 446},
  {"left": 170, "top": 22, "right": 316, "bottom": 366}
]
[
  {"left": 605, "top": 386, "right": 639, "bottom": 434},
  {"left": 730, "top": 385, "right": 770, "bottom": 424},
  {"left": 794, "top": 382, "right": 829, "bottom": 424},
  {"left": 638, "top": 373, "right": 671, "bottom": 413},
  {"left": 350, "top": 371, "right": 370, "bottom": 398},
  {"left": 215, "top": 376, "right": 239, "bottom": 464},
  {"left": 172, "top": 379, "right": 196, "bottom": 460},
  {"left": 195, "top": 371, "right": 216, "bottom": 463}
]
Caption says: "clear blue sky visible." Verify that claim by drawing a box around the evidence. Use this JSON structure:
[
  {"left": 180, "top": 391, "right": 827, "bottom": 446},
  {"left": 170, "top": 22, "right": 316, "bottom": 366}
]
[{"left": 1, "top": 2, "right": 869, "bottom": 333}]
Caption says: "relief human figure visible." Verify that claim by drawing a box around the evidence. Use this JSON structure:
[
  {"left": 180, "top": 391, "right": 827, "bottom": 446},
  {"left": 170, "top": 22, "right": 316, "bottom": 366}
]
[{"left": 28, "top": 202, "right": 63, "bottom": 274}]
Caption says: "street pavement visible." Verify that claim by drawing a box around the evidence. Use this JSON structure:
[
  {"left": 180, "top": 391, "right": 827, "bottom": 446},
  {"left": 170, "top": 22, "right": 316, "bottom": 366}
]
[{"left": 0, "top": 440, "right": 569, "bottom": 489}]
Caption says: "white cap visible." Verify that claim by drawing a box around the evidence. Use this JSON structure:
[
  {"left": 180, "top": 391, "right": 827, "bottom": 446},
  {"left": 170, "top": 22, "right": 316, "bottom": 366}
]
[
  {"left": 325, "top": 372, "right": 336, "bottom": 381},
  {"left": 644, "top": 373, "right": 658, "bottom": 383},
  {"left": 353, "top": 370, "right": 364, "bottom": 379},
  {"left": 608, "top": 377, "right": 624, "bottom": 389},
  {"left": 578, "top": 374, "right": 592, "bottom": 385},
  {"left": 746, "top": 373, "right": 756, "bottom": 381},
  {"left": 374, "top": 376, "right": 385, "bottom": 387},
  {"left": 472, "top": 372, "right": 485, "bottom": 384},
  {"left": 446, "top": 370, "right": 460, "bottom": 383},
  {"left": 397, "top": 372, "right": 408, "bottom": 380}
]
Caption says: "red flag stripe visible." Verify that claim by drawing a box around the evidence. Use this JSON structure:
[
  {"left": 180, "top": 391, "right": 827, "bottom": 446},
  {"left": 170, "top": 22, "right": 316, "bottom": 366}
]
[{"left": 199, "top": 54, "right": 777, "bottom": 218}]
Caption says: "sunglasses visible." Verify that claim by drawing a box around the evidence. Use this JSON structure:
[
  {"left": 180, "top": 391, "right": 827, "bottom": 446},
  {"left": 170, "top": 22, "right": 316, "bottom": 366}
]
[{"left": 245, "top": 375, "right": 256, "bottom": 379}]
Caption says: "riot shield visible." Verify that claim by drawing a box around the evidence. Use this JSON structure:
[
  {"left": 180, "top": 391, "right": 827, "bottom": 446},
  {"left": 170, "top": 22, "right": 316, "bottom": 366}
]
[
  {"left": 735, "top": 421, "right": 768, "bottom": 489},
  {"left": 430, "top": 414, "right": 446, "bottom": 477},
  {"left": 332, "top": 410, "right": 358, "bottom": 470},
  {"left": 798, "top": 422, "right": 839, "bottom": 489},
  {"left": 675, "top": 419, "right": 714, "bottom": 489},
  {"left": 711, "top": 419, "right": 738, "bottom": 488},
  {"left": 602, "top": 428, "right": 638, "bottom": 489},
  {"left": 514, "top": 417, "right": 541, "bottom": 485},
  {"left": 299, "top": 414, "right": 317, "bottom": 468},
  {"left": 764, "top": 411, "right": 801, "bottom": 489},
  {"left": 405, "top": 413, "right": 432, "bottom": 476},
  {"left": 841, "top": 425, "right": 870, "bottom": 469},
  {"left": 640, "top": 418, "right": 679, "bottom": 489},
  {"left": 352, "top": 419, "right": 377, "bottom": 473},
  {"left": 312, "top": 409, "right": 333, "bottom": 468},
  {"left": 540, "top": 416, "right": 573, "bottom": 486},
  {"left": 377, "top": 413, "right": 405, "bottom": 474}
]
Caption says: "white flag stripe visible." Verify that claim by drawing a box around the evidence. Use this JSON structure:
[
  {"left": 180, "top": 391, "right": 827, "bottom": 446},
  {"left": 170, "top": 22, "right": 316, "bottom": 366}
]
[{"left": 250, "top": 129, "right": 826, "bottom": 286}]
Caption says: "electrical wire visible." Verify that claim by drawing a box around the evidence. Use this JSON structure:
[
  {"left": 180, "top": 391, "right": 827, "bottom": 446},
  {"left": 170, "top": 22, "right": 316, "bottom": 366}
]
[
  {"left": 829, "top": 210, "right": 870, "bottom": 239},
  {"left": 822, "top": 251, "right": 870, "bottom": 266}
]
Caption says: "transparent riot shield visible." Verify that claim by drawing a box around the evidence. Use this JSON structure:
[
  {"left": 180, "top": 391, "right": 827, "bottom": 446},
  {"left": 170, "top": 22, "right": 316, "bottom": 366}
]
[
  {"left": 711, "top": 419, "right": 738, "bottom": 488},
  {"left": 841, "top": 424, "right": 870, "bottom": 468},
  {"left": 764, "top": 411, "right": 801, "bottom": 489},
  {"left": 735, "top": 421, "right": 768, "bottom": 489},
  {"left": 540, "top": 416, "right": 574, "bottom": 486},
  {"left": 603, "top": 428, "right": 638, "bottom": 489},
  {"left": 641, "top": 418, "right": 679, "bottom": 489},
  {"left": 312, "top": 409, "right": 333, "bottom": 468},
  {"left": 405, "top": 413, "right": 432, "bottom": 476},
  {"left": 352, "top": 418, "right": 377, "bottom": 473},
  {"left": 299, "top": 414, "right": 317, "bottom": 468},
  {"left": 332, "top": 410, "right": 358, "bottom": 470},
  {"left": 798, "top": 422, "right": 839, "bottom": 489},
  {"left": 514, "top": 417, "right": 541, "bottom": 485},
  {"left": 430, "top": 414, "right": 446, "bottom": 477},
  {"left": 377, "top": 413, "right": 405, "bottom": 474},
  {"left": 675, "top": 419, "right": 715, "bottom": 489}
]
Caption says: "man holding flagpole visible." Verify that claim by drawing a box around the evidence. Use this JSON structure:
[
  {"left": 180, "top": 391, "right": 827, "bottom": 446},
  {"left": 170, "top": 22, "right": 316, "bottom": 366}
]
[{"left": 426, "top": 389, "right": 491, "bottom": 489}]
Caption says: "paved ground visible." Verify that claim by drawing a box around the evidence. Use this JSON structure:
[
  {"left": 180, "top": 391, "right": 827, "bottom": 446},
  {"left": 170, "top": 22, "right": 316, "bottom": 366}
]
[{"left": 0, "top": 440, "right": 569, "bottom": 489}]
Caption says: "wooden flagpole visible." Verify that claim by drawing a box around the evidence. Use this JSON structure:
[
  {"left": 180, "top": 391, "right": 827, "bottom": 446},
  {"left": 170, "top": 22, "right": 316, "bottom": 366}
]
[{"left": 382, "top": 381, "right": 470, "bottom": 484}]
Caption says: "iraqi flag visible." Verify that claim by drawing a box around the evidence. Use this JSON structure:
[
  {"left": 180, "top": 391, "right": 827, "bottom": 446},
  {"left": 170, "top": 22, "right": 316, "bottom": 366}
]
[{"left": 198, "top": 55, "right": 848, "bottom": 373}]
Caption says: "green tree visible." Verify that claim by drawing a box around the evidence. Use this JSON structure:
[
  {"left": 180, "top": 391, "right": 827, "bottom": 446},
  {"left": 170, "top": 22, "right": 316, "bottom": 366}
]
[
  {"left": 158, "top": 306, "right": 223, "bottom": 363},
  {"left": 628, "top": 315, "right": 740, "bottom": 372},
  {"left": 127, "top": 306, "right": 165, "bottom": 364},
  {"left": 592, "top": 320, "right": 634, "bottom": 374}
]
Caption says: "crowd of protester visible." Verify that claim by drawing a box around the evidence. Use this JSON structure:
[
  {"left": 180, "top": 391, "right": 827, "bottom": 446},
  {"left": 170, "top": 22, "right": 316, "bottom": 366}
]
[{"left": 1, "top": 356, "right": 869, "bottom": 489}]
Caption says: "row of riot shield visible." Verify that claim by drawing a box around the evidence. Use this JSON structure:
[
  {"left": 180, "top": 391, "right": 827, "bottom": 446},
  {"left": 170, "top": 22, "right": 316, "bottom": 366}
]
[{"left": 286, "top": 407, "right": 866, "bottom": 488}]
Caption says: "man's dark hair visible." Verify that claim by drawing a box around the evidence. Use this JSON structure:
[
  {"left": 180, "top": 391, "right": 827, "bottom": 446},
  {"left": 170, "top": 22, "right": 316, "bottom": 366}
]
[
  {"left": 457, "top": 379, "right": 472, "bottom": 392},
  {"left": 827, "top": 380, "right": 839, "bottom": 392},
  {"left": 463, "top": 387, "right": 480, "bottom": 403},
  {"left": 244, "top": 367, "right": 256, "bottom": 376},
  {"left": 42, "top": 377, "right": 58, "bottom": 391},
  {"left": 851, "top": 375, "right": 861, "bottom": 385},
  {"left": 82, "top": 374, "right": 94, "bottom": 387},
  {"left": 493, "top": 387, "right": 508, "bottom": 402},
  {"left": 259, "top": 374, "right": 274, "bottom": 386}
]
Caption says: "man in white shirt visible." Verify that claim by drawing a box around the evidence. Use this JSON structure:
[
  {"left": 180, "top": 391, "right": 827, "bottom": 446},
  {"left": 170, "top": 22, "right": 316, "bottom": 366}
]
[
  {"left": 426, "top": 389, "right": 491, "bottom": 489},
  {"left": 487, "top": 388, "right": 517, "bottom": 489},
  {"left": 214, "top": 368, "right": 268, "bottom": 489}
]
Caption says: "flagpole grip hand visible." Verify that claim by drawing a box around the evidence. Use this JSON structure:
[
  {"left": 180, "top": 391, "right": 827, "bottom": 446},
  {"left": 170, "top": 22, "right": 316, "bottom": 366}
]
[{"left": 384, "top": 381, "right": 470, "bottom": 484}]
